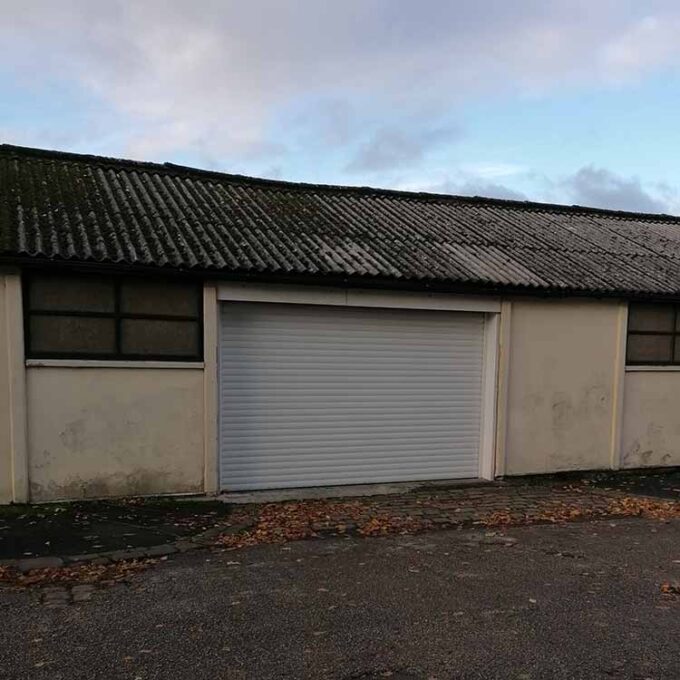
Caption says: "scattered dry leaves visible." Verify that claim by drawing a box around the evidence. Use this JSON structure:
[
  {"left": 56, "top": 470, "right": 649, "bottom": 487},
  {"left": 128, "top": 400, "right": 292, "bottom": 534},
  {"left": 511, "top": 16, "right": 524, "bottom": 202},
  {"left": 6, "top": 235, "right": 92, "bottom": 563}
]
[
  {"left": 6, "top": 492, "right": 679, "bottom": 569},
  {"left": 480, "top": 496, "right": 680, "bottom": 527},
  {"left": 660, "top": 582, "right": 680, "bottom": 595},
  {"left": 217, "top": 500, "right": 437, "bottom": 549},
  {"left": 216, "top": 493, "right": 680, "bottom": 550},
  {"left": 608, "top": 496, "right": 680, "bottom": 520},
  {"left": 357, "top": 515, "right": 432, "bottom": 536},
  {"left": 219, "top": 501, "right": 365, "bottom": 549},
  {"left": 0, "top": 559, "right": 157, "bottom": 588}
]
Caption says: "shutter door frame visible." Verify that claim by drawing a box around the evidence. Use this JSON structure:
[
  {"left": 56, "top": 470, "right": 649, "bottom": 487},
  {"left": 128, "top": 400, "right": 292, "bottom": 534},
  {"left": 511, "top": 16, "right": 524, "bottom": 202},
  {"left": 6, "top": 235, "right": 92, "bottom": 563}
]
[{"left": 217, "top": 298, "right": 499, "bottom": 491}]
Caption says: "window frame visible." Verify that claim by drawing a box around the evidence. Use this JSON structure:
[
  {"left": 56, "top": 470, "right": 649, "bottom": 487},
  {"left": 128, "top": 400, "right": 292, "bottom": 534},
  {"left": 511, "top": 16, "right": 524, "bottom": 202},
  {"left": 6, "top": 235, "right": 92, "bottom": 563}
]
[
  {"left": 626, "top": 301, "right": 680, "bottom": 366},
  {"left": 23, "top": 271, "right": 204, "bottom": 362}
]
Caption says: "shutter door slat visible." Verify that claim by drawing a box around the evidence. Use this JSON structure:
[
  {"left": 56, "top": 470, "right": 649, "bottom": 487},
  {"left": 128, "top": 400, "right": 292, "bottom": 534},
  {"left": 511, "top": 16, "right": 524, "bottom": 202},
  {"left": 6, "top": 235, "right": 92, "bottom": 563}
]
[{"left": 219, "top": 303, "right": 484, "bottom": 490}]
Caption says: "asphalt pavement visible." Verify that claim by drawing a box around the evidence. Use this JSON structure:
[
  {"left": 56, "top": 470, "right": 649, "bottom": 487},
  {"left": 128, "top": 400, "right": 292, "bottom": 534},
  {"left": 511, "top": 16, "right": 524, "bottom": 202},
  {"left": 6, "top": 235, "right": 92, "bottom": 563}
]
[{"left": 2, "top": 517, "right": 680, "bottom": 679}]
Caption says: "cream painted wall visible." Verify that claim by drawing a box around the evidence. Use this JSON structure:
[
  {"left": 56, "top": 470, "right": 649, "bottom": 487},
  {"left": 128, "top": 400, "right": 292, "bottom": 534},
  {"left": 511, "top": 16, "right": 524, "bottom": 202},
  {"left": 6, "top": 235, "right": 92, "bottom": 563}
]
[
  {"left": 503, "top": 298, "right": 622, "bottom": 475},
  {"left": 8, "top": 278, "right": 676, "bottom": 501},
  {"left": 26, "top": 367, "right": 205, "bottom": 501},
  {"left": 0, "top": 272, "right": 27, "bottom": 504},
  {"left": 621, "top": 371, "right": 680, "bottom": 469}
]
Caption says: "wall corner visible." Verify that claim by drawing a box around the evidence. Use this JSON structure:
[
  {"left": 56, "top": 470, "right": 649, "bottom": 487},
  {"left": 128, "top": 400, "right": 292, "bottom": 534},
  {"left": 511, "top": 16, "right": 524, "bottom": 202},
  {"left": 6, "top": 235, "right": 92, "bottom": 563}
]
[
  {"left": 203, "top": 283, "right": 219, "bottom": 494},
  {"left": 493, "top": 300, "right": 512, "bottom": 478},
  {"left": 5, "top": 274, "right": 28, "bottom": 503},
  {"left": 609, "top": 300, "right": 628, "bottom": 471}
]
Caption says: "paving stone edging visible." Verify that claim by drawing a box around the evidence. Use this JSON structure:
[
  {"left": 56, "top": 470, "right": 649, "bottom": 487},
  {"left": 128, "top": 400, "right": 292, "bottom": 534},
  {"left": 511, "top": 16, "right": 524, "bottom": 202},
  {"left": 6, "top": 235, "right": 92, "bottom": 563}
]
[
  {"left": 0, "top": 521, "right": 255, "bottom": 574},
  {"left": 2, "top": 483, "right": 674, "bottom": 575}
]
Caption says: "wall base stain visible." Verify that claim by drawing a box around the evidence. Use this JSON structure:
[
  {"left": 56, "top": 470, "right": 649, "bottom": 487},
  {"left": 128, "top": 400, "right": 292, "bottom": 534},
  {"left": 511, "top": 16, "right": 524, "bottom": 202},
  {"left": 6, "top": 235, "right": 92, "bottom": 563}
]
[{"left": 30, "top": 468, "right": 203, "bottom": 502}]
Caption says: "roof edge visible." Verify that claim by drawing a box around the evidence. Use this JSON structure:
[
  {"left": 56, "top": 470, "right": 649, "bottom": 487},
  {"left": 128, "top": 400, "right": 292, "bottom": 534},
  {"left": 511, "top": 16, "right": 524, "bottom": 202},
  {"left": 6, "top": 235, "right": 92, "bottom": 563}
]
[
  {"left": 4, "top": 253, "right": 680, "bottom": 302},
  {"left": 2, "top": 142, "right": 679, "bottom": 224}
]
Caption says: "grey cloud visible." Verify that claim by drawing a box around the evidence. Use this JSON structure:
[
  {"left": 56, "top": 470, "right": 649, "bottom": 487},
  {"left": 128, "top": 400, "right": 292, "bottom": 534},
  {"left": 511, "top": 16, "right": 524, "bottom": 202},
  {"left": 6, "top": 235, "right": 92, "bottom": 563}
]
[
  {"left": 3, "top": 1, "right": 680, "bottom": 161},
  {"left": 409, "top": 166, "right": 678, "bottom": 215},
  {"left": 287, "top": 99, "right": 358, "bottom": 148},
  {"left": 346, "top": 126, "right": 459, "bottom": 173},
  {"left": 444, "top": 180, "right": 528, "bottom": 202},
  {"left": 564, "top": 165, "right": 669, "bottom": 213},
  {"left": 408, "top": 175, "right": 529, "bottom": 201}
]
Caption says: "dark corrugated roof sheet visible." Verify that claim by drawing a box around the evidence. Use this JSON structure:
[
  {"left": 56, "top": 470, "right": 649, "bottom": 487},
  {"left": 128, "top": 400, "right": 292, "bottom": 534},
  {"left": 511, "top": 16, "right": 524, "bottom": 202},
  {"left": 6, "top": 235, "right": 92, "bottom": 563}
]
[{"left": 2, "top": 143, "right": 680, "bottom": 297}]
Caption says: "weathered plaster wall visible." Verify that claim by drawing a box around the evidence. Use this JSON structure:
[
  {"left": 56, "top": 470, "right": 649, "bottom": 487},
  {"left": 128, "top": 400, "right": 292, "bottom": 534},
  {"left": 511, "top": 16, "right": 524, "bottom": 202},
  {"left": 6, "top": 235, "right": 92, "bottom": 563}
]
[
  {"left": 503, "top": 298, "right": 621, "bottom": 475},
  {"left": 0, "top": 272, "right": 27, "bottom": 504},
  {"left": 621, "top": 372, "right": 680, "bottom": 468},
  {"left": 26, "top": 367, "right": 205, "bottom": 501},
  {"left": 0, "top": 275, "right": 12, "bottom": 503}
]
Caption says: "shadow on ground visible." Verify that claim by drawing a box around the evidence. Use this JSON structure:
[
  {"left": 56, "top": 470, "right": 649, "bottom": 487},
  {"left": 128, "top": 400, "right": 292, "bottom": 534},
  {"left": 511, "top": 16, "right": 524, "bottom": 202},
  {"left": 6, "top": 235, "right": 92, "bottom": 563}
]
[
  {"left": 0, "top": 499, "right": 231, "bottom": 559},
  {"left": 589, "top": 468, "right": 680, "bottom": 499}
]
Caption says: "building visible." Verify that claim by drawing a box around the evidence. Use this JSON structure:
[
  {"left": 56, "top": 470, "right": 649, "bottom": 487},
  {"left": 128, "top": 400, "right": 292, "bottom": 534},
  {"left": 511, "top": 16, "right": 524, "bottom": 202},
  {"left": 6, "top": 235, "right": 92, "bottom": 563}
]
[{"left": 0, "top": 143, "right": 678, "bottom": 503}]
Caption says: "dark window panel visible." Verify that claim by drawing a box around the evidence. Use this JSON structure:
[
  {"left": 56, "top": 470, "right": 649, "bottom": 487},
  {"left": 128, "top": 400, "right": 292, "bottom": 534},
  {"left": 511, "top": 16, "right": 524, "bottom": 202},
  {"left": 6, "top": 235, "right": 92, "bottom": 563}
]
[
  {"left": 120, "top": 280, "right": 199, "bottom": 317},
  {"left": 628, "top": 302, "right": 674, "bottom": 332},
  {"left": 121, "top": 319, "right": 200, "bottom": 357},
  {"left": 25, "top": 273, "right": 203, "bottom": 361},
  {"left": 626, "top": 332, "right": 673, "bottom": 364},
  {"left": 29, "top": 316, "right": 116, "bottom": 355},
  {"left": 29, "top": 274, "right": 115, "bottom": 313}
]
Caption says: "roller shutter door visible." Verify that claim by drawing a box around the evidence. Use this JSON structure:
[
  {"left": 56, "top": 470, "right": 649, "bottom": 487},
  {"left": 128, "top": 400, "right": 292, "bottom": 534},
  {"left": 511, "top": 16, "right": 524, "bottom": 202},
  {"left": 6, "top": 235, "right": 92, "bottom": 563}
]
[{"left": 219, "top": 302, "right": 485, "bottom": 490}]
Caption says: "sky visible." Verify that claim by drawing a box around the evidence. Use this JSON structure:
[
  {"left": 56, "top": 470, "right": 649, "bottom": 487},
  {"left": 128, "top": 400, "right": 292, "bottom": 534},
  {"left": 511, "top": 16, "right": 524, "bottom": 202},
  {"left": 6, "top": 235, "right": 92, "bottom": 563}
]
[{"left": 3, "top": 1, "right": 680, "bottom": 213}]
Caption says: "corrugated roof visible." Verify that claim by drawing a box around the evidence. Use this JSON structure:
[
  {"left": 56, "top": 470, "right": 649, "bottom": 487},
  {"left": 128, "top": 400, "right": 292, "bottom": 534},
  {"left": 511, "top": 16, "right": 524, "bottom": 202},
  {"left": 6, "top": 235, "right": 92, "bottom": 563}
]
[{"left": 2, "top": 143, "right": 680, "bottom": 297}]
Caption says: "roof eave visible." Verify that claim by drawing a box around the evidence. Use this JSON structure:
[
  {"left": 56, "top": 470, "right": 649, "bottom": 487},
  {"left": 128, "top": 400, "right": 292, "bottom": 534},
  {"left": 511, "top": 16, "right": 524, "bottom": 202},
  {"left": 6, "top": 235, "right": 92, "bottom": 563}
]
[{"left": 3, "top": 253, "right": 678, "bottom": 302}]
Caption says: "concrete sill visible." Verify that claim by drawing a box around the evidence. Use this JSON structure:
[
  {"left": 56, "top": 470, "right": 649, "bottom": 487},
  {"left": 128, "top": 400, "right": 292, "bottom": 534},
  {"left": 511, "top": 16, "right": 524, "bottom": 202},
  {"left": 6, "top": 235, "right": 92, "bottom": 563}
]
[
  {"left": 625, "top": 366, "right": 680, "bottom": 373},
  {"left": 26, "top": 359, "right": 205, "bottom": 369}
]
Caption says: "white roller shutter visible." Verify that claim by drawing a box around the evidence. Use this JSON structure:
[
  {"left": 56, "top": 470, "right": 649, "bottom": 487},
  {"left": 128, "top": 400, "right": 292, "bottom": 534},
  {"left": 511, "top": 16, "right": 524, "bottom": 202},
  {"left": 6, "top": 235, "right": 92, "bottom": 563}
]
[{"left": 219, "top": 302, "right": 485, "bottom": 490}]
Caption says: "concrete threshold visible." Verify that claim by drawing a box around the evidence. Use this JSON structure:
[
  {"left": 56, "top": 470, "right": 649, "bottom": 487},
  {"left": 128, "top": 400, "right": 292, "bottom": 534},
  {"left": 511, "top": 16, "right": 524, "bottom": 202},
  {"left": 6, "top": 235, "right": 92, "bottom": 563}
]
[{"left": 216, "top": 478, "right": 488, "bottom": 504}]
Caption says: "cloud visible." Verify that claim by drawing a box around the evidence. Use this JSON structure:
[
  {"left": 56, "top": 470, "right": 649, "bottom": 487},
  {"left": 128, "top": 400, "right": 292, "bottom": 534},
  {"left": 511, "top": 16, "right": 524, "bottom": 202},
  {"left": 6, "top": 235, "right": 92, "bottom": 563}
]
[
  {"left": 458, "top": 163, "right": 527, "bottom": 180},
  {"left": 346, "top": 126, "right": 460, "bottom": 173},
  {"left": 451, "top": 180, "right": 529, "bottom": 202},
  {"left": 601, "top": 15, "right": 680, "bottom": 80},
  {"left": 3, "top": 0, "right": 680, "bottom": 164},
  {"left": 393, "top": 164, "right": 680, "bottom": 215},
  {"left": 3, "top": 0, "right": 680, "bottom": 217},
  {"left": 412, "top": 177, "right": 528, "bottom": 201},
  {"left": 563, "top": 165, "right": 670, "bottom": 213}
]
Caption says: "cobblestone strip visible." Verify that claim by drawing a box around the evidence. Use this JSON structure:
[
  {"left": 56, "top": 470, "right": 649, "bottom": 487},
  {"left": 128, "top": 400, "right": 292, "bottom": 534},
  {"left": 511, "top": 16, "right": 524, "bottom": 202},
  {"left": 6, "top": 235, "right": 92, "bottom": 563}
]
[
  {"left": 2, "top": 483, "right": 675, "bottom": 571},
  {"left": 39, "top": 584, "right": 96, "bottom": 607}
]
